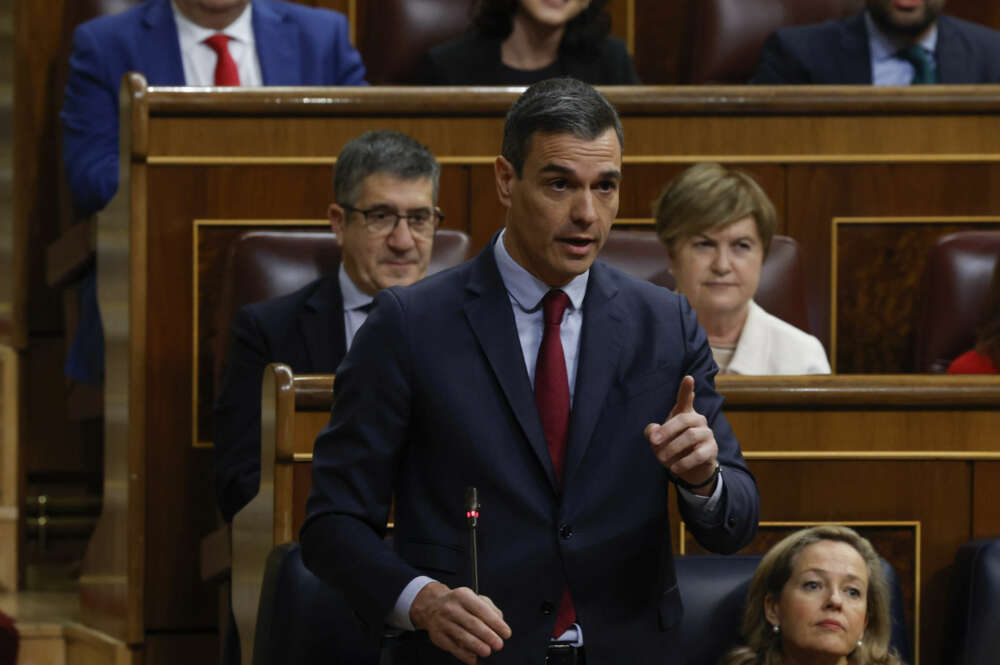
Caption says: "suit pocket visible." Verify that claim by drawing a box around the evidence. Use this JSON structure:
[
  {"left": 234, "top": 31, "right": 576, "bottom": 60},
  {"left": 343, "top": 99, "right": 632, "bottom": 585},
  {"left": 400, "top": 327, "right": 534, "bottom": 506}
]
[
  {"left": 400, "top": 539, "right": 461, "bottom": 575},
  {"left": 658, "top": 584, "right": 683, "bottom": 631}
]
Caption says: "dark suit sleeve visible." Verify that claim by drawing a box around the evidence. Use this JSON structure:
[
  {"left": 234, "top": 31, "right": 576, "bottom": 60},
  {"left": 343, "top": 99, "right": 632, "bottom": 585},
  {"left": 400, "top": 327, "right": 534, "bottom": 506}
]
[
  {"left": 61, "top": 23, "right": 120, "bottom": 216},
  {"left": 675, "top": 298, "right": 759, "bottom": 553},
  {"left": 300, "top": 289, "right": 423, "bottom": 635},
  {"left": 750, "top": 31, "right": 812, "bottom": 84},
  {"left": 213, "top": 306, "right": 270, "bottom": 523}
]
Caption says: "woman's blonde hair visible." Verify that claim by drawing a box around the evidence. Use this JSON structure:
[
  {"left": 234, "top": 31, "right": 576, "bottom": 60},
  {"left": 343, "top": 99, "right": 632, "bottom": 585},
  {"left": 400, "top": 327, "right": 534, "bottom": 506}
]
[
  {"left": 721, "top": 525, "right": 904, "bottom": 665},
  {"left": 653, "top": 163, "right": 777, "bottom": 258}
]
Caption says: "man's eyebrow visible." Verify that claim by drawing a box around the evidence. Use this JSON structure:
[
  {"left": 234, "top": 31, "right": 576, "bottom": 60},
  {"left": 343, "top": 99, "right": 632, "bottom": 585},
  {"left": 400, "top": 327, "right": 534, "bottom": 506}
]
[
  {"left": 536, "top": 164, "right": 623, "bottom": 181},
  {"left": 599, "top": 169, "right": 623, "bottom": 181}
]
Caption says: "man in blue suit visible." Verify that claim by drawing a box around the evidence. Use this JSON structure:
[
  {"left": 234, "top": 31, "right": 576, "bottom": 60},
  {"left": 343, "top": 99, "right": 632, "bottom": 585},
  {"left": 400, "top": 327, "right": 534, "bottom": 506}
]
[
  {"left": 301, "top": 78, "right": 759, "bottom": 664},
  {"left": 60, "top": 0, "right": 367, "bottom": 384},
  {"left": 752, "top": 0, "right": 1000, "bottom": 84}
]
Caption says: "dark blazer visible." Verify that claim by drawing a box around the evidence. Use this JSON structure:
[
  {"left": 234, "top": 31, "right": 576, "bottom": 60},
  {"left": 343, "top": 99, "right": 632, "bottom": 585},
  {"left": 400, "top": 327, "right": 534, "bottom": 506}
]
[
  {"left": 415, "top": 33, "right": 640, "bottom": 85},
  {"left": 61, "top": 0, "right": 368, "bottom": 217},
  {"left": 301, "top": 244, "right": 759, "bottom": 664},
  {"left": 214, "top": 274, "right": 346, "bottom": 523},
  {"left": 752, "top": 12, "right": 1000, "bottom": 84}
]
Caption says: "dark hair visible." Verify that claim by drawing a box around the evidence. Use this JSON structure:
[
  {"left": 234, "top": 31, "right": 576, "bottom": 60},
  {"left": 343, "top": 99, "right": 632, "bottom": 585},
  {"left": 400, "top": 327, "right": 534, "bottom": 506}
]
[
  {"left": 475, "top": 0, "right": 611, "bottom": 55},
  {"left": 501, "top": 77, "right": 623, "bottom": 176},
  {"left": 333, "top": 130, "right": 440, "bottom": 207},
  {"left": 976, "top": 258, "right": 1000, "bottom": 367}
]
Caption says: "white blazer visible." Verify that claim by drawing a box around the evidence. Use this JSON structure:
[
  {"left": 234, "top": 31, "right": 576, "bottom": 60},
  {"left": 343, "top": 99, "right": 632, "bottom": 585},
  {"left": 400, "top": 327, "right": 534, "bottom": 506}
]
[{"left": 726, "top": 300, "right": 831, "bottom": 375}]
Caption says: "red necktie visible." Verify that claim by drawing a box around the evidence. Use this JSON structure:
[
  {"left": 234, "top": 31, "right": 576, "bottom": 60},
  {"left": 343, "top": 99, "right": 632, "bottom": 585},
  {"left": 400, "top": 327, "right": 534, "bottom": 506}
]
[
  {"left": 204, "top": 34, "right": 240, "bottom": 86},
  {"left": 534, "top": 289, "right": 576, "bottom": 637}
]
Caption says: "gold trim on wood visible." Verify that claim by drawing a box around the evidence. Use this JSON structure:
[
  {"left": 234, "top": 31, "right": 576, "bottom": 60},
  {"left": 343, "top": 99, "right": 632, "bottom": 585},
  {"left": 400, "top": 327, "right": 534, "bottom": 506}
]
[
  {"left": 830, "top": 216, "right": 1000, "bottom": 371},
  {"left": 191, "top": 218, "right": 332, "bottom": 449},
  {"left": 146, "top": 154, "right": 1000, "bottom": 167},
  {"left": 744, "top": 451, "right": 1000, "bottom": 460},
  {"left": 348, "top": 0, "right": 357, "bottom": 46}
]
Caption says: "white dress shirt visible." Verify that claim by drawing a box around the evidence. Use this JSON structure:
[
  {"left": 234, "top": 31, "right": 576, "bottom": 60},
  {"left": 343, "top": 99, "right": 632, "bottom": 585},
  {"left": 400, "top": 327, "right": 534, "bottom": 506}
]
[
  {"left": 866, "top": 11, "right": 938, "bottom": 86},
  {"left": 171, "top": 1, "right": 263, "bottom": 86}
]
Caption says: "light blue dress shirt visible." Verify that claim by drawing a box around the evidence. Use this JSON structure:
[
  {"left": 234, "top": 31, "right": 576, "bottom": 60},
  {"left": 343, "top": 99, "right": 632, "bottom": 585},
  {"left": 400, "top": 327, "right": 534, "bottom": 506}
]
[{"left": 866, "top": 11, "right": 938, "bottom": 86}]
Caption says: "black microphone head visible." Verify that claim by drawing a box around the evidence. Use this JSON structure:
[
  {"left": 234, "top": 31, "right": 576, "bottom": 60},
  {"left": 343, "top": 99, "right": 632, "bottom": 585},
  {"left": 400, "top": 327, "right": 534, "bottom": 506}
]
[{"left": 465, "top": 486, "right": 479, "bottom": 526}]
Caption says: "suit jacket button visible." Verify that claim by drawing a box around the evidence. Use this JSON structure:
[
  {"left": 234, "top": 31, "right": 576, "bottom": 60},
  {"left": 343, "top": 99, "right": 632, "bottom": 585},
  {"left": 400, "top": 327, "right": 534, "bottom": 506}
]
[
  {"left": 727, "top": 516, "right": 736, "bottom": 527},
  {"left": 559, "top": 524, "right": 573, "bottom": 539},
  {"left": 541, "top": 601, "right": 554, "bottom": 615}
]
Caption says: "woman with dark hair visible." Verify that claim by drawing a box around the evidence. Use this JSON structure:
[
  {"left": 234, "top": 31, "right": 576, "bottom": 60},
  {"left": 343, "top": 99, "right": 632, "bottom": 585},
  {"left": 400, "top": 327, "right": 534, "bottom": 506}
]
[
  {"left": 947, "top": 258, "right": 1000, "bottom": 374},
  {"left": 416, "top": 0, "right": 639, "bottom": 85}
]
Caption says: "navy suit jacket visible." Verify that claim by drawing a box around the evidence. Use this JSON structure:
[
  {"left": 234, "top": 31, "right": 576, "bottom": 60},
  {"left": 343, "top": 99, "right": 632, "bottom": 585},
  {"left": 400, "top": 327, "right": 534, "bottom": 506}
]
[
  {"left": 301, "top": 244, "right": 760, "bottom": 664},
  {"left": 214, "top": 274, "right": 347, "bottom": 523},
  {"left": 61, "top": 0, "right": 367, "bottom": 216},
  {"left": 752, "top": 12, "right": 1000, "bottom": 84}
]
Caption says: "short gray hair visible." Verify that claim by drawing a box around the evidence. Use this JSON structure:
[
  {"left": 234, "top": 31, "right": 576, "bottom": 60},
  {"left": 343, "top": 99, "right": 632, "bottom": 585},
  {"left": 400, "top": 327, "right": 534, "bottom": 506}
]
[
  {"left": 333, "top": 130, "right": 440, "bottom": 206},
  {"left": 501, "top": 78, "right": 623, "bottom": 177}
]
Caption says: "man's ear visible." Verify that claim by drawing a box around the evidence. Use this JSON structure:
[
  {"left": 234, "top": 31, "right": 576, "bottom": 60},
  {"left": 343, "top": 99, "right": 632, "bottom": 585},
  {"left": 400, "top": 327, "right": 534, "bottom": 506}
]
[
  {"left": 494, "top": 156, "right": 516, "bottom": 208},
  {"left": 328, "top": 203, "right": 345, "bottom": 246}
]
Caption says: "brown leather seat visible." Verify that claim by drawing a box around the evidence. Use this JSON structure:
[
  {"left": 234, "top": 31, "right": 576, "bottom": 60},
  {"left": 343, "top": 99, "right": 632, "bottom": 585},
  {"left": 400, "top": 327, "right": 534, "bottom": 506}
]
[
  {"left": 358, "top": 0, "right": 478, "bottom": 84},
  {"left": 687, "top": 0, "right": 862, "bottom": 83},
  {"left": 600, "top": 230, "right": 813, "bottom": 336},
  {"left": 913, "top": 231, "right": 1000, "bottom": 373},
  {"left": 213, "top": 229, "right": 470, "bottom": 384}
]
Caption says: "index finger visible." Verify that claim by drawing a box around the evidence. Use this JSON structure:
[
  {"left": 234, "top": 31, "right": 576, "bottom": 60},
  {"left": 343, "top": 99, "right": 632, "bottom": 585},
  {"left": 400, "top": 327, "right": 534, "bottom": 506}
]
[{"left": 669, "top": 375, "right": 696, "bottom": 420}]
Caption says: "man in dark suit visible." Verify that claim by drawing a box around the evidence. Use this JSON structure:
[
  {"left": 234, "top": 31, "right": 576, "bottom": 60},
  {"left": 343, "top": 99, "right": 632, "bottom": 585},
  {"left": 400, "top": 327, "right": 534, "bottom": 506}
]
[
  {"left": 214, "top": 130, "right": 442, "bottom": 524},
  {"left": 60, "top": 0, "right": 367, "bottom": 384},
  {"left": 752, "top": 0, "right": 1000, "bottom": 84},
  {"left": 301, "top": 78, "right": 760, "bottom": 664}
]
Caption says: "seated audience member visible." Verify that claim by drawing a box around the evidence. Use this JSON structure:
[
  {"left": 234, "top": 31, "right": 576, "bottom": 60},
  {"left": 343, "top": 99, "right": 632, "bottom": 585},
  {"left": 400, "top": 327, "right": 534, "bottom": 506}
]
[
  {"left": 947, "top": 258, "right": 1000, "bottom": 374},
  {"left": 751, "top": 0, "right": 1000, "bottom": 85},
  {"left": 213, "top": 130, "right": 441, "bottom": 523},
  {"left": 61, "top": 0, "right": 368, "bottom": 385},
  {"left": 723, "top": 525, "right": 904, "bottom": 665},
  {"left": 415, "top": 0, "right": 639, "bottom": 85},
  {"left": 654, "top": 163, "right": 830, "bottom": 375}
]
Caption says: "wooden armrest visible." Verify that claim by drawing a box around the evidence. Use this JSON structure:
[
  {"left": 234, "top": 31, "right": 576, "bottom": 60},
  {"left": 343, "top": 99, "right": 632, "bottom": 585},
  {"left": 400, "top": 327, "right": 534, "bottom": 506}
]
[
  {"left": 46, "top": 217, "right": 97, "bottom": 289},
  {"left": 200, "top": 523, "right": 232, "bottom": 582}
]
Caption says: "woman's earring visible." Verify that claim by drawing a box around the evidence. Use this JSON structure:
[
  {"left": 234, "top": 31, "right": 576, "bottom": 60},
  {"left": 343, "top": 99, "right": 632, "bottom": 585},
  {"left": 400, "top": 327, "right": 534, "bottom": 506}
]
[
  {"left": 857, "top": 637, "right": 863, "bottom": 648},
  {"left": 772, "top": 624, "right": 780, "bottom": 635}
]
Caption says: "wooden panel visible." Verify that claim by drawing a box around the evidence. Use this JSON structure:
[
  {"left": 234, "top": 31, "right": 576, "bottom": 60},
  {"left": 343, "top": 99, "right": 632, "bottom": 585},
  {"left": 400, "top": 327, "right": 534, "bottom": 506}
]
[
  {"left": 0, "top": 346, "right": 19, "bottom": 591},
  {"left": 633, "top": 0, "right": 692, "bottom": 83},
  {"left": 142, "top": 633, "right": 216, "bottom": 665},
  {"left": 973, "top": 461, "right": 1000, "bottom": 539},
  {"left": 835, "top": 219, "right": 1000, "bottom": 372}
]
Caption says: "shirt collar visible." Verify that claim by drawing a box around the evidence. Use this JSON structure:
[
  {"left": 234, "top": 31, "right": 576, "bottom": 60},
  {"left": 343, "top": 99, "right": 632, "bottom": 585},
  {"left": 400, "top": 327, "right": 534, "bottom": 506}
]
[
  {"left": 865, "top": 10, "right": 937, "bottom": 62},
  {"left": 172, "top": 0, "right": 255, "bottom": 47},
  {"left": 338, "top": 263, "right": 374, "bottom": 311},
  {"left": 493, "top": 229, "right": 588, "bottom": 312}
]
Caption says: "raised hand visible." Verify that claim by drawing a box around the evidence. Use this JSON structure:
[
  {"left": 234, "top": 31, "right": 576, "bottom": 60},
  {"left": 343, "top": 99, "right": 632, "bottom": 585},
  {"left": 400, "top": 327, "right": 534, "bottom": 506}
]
[{"left": 644, "top": 375, "right": 719, "bottom": 495}]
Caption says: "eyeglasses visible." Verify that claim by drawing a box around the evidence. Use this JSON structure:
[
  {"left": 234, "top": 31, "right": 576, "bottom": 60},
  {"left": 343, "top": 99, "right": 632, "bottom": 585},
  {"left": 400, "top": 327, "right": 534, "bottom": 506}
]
[{"left": 341, "top": 205, "right": 443, "bottom": 237}]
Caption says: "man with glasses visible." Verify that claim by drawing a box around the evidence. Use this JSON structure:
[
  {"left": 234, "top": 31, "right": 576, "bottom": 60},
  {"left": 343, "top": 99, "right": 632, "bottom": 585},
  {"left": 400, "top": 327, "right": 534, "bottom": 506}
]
[{"left": 214, "top": 130, "right": 442, "bottom": 526}]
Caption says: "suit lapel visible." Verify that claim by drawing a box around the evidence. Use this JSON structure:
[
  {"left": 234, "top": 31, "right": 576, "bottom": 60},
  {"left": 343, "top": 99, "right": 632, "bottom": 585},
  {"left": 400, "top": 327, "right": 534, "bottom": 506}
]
[
  {"left": 252, "top": 0, "right": 301, "bottom": 85},
  {"left": 934, "top": 16, "right": 970, "bottom": 83},
  {"left": 299, "top": 275, "right": 347, "bottom": 371},
  {"left": 840, "top": 14, "right": 874, "bottom": 84},
  {"left": 564, "top": 262, "right": 623, "bottom": 488},
  {"left": 463, "top": 248, "right": 557, "bottom": 490},
  {"left": 141, "top": 0, "right": 185, "bottom": 83}
]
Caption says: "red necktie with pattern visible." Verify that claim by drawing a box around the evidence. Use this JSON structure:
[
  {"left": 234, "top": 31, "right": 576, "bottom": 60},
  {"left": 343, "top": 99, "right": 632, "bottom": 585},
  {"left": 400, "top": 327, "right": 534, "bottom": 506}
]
[
  {"left": 534, "top": 289, "right": 576, "bottom": 637},
  {"left": 204, "top": 34, "right": 240, "bottom": 86}
]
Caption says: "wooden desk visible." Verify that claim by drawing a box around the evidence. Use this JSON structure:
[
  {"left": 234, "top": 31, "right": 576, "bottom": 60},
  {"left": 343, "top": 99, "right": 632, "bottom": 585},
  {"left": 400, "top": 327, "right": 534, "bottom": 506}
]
[{"left": 89, "top": 75, "right": 1000, "bottom": 661}]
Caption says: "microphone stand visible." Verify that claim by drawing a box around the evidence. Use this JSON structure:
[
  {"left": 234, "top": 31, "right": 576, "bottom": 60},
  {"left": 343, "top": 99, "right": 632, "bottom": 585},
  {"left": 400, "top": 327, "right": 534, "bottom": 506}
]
[{"left": 465, "top": 487, "right": 480, "bottom": 594}]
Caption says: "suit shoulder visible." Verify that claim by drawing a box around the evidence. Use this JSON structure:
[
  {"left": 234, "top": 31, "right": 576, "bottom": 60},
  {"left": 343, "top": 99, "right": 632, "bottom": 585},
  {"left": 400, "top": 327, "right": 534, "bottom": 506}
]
[
  {"left": 259, "top": 0, "right": 349, "bottom": 24},
  {"left": 241, "top": 276, "right": 333, "bottom": 323},
  {"left": 939, "top": 14, "right": 1000, "bottom": 48},
  {"left": 769, "top": 16, "right": 851, "bottom": 48},
  {"left": 595, "top": 261, "right": 685, "bottom": 310},
  {"left": 74, "top": 0, "right": 149, "bottom": 38}
]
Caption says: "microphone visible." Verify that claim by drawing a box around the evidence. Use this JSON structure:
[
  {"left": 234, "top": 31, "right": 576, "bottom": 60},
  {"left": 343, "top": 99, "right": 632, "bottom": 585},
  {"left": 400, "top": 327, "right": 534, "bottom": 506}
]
[{"left": 465, "top": 487, "right": 480, "bottom": 594}]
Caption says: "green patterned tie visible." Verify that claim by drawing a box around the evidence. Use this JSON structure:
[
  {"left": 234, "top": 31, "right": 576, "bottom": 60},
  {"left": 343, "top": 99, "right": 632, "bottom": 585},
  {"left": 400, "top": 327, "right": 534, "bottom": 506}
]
[{"left": 898, "top": 45, "right": 938, "bottom": 84}]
